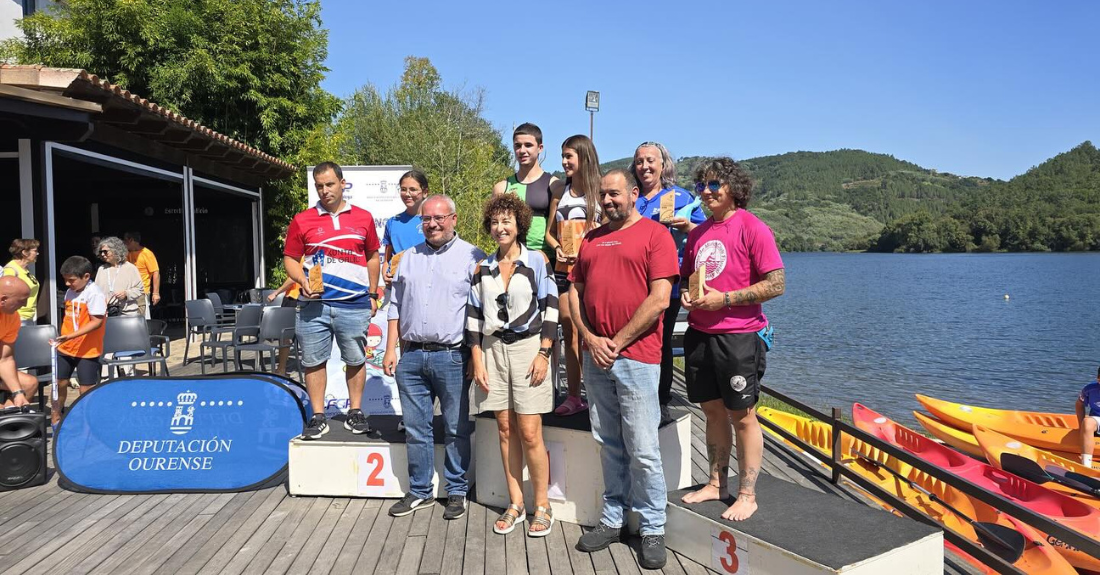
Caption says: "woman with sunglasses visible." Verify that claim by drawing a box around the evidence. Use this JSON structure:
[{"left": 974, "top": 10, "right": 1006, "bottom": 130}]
[
  {"left": 94, "top": 237, "right": 144, "bottom": 318},
  {"left": 467, "top": 194, "right": 559, "bottom": 537},
  {"left": 545, "top": 135, "right": 603, "bottom": 416},
  {"left": 631, "top": 142, "right": 707, "bottom": 424},
  {"left": 679, "top": 157, "right": 785, "bottom": 521},
  {"left": 2, "top": 239, "right": 41, "bottom": 325}
]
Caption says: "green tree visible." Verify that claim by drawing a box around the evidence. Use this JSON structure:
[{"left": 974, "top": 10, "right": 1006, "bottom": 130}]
[
  {"left": 336, "top": 57, "right": 512, "bottom": 250},
  {"left": 2, "top": 0, "right": 342, "bottom": 281}
]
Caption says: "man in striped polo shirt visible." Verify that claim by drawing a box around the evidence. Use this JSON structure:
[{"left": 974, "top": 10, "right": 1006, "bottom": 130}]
[{"left": 284, "top": 162, "right": 381, "bottom": 439}]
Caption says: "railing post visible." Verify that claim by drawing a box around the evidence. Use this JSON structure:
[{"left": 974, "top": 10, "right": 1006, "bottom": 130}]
[{"left": 830, "top": 407, "right": 842, "bottom": 484}]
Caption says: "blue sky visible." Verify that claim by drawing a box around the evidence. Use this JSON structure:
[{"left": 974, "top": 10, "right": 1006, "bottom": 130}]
[{"left": 319, "top": 0, "right": 1098, "bottom": 181}]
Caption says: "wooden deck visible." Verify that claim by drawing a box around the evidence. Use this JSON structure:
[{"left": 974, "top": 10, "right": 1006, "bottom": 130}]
[{"left": 0, "top": 336, "right": 973, "bottom": 574}]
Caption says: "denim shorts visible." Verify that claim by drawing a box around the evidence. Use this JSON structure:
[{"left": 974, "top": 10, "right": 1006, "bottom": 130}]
[{"left": 296, "top": 300, "right": 372, "bottom": 368}]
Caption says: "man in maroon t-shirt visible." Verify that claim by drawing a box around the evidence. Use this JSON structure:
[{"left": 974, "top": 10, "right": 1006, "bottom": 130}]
[{"left": 567, "top": 168, "right": 678, "bottom": 569}]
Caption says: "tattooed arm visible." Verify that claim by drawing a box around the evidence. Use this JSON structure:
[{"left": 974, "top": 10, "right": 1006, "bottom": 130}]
[{"left": 696, "top": 268, "right": 785, "bottom": 311}]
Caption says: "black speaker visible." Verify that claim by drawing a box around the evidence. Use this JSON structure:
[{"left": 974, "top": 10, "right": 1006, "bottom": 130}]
[{"left": 0, "top": 411, "right": 47, "bottom": 490}]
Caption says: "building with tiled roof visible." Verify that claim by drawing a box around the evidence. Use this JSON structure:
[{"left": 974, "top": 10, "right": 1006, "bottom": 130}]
[{"left": 0, "top": 64, "right": 296, "bottom": 325}]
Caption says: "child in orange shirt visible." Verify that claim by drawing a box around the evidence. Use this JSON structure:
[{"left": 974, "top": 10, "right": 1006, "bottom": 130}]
[{"left": 51, "top": 256, "right": 107, "bottom": 425}]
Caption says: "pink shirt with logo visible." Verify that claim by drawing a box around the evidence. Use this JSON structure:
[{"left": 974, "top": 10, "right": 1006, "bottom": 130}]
[{"left": 680, "top": 210, "right": 784, "bottom": 334}]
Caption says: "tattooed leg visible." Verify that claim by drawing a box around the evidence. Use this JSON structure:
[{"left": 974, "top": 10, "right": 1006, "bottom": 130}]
[
  {"left": 723, "top": 406, "right": 762, "bottom": 521},
  {"left": 682, "top": 399, "right": 732, "bottom": 503}
]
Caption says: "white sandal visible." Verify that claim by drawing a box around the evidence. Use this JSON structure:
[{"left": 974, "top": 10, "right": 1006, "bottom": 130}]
[
  {"left": 493, "top": 504, "right": 524, "bottom": 535},
  {"left": 527, "top": 505, "right": 554, "bottom": 538}
]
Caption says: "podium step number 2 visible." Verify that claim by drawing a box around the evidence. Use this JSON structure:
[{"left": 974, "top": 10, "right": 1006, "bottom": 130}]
[{"left": 358, "top": 447, "right": 402, "bottom": 498}]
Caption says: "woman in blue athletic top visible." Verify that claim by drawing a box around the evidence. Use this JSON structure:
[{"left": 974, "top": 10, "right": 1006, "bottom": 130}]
[{"left": 631, "top": 141, "right": 706, "bottom": 424}]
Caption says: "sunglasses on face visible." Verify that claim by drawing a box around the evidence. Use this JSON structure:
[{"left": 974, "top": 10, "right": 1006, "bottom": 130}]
[
  {"left": 99, "top": 249, "right": 110, "bottom": 255},
  {"left": 694, "top": 180, "right": 722, "bottom": 194}
]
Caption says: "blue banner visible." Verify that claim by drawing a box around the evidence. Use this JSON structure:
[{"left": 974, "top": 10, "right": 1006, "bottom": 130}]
[{"left": 55, "top": 374, "right": 308, "bottom": 493}]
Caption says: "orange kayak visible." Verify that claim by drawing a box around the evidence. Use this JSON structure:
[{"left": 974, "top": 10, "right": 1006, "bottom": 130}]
[
  {"left": 973, "top": 425, "right": 1100, "bottom": 508},
  {"left": 758, "top": 407, "right": 1074, "bottom": 575},
  {"left": 913, "top": 411, "right": 985, "bottom": 459},
  {"left": 915, "top": 394, "right": 1094, "bottom": 456},
  {"left": 855, "top": 403, "right": 1100, "bottom": 572}
]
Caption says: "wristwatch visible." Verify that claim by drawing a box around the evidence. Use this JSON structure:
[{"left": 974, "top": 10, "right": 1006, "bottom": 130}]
[
  {"left": 11, "top": 390, "right": 24, "bottom": 397},
  {"left": 369, "top": 292, "right": 380, "bottom": 300},
  {"left": 538, "top": 347, "right": 552, "bottom": 358}
]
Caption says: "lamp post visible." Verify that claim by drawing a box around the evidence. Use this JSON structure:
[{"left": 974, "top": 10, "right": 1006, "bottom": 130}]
[{"left": 585, "top": 91, "right": 600, "bottom": 141}]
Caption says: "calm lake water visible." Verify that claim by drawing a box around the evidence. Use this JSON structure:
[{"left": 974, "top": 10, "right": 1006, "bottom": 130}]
[{"left": 761, "top": 252, "right": 1100, "bottom": 427}]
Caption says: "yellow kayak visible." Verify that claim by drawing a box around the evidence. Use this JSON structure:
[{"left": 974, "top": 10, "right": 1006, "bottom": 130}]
[
  {"left": 915, "top": 394, "right": 1094, "bottom": 455},
  {"left": 758, "top": 407, "right": 1075, "bottom": 575},
  {"left": 973, "top": 424, "right": 1100, "bottom": 508},
  {"left": 913, "top": 411, "right": 985, "bottom": 458}
]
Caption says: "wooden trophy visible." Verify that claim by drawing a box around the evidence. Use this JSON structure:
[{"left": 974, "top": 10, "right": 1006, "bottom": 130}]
[
  {"left": 687, "top": 269, "right": 706, "bottom": 302},
  {"left": 659, "top": 192, "right": 676, "bottom": 224},
  {"left": 558, "top": 220, "right": 586, "bottom": 258}
]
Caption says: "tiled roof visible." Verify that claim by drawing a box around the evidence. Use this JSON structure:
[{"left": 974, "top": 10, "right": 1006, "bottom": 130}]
[{"left": 0, "top": 64, "right": 296, "bottom": 177}]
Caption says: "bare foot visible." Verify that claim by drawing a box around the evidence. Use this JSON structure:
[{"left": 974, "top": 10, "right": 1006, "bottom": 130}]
[
  {"left": 681, "top": 482, "right": 728, "bottom": 504},
  {"left": 720, "top": 492, "right": 757, "bottom": 521}
]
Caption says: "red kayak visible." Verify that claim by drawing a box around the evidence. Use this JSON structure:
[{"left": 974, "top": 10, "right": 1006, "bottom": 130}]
[{"left": 852, "top": 403, "right": 1100, "bottom": 572}]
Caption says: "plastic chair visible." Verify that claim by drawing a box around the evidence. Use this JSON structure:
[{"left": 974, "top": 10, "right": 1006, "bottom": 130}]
[
  {"left": 233, "top": 307, "right": 301, "bottom": 381},
  {"left": 13, "top": 324, "right": 56, "bottom": 412},
  {"left": 100, "top": 316, "right": 169, "bottom": 379},
  {"left": 204, "top": 292, "right": 238, "bottom": 319},
  {"left": 267, "top": 293, "right": 285, "bottom": 307},
  {"left": 146, "top": 319, "right": 170, "bottom": 358},
  {"left": 200, "top": 304, "right": 263, "bottom": 374},
  {"left": 183, "top": 299, "right": 235, "bottom": 365}
]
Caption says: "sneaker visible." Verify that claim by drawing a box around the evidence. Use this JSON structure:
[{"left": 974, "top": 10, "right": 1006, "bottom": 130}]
[
  {"left": 344, "top": 409, "right": 372, "bottom": 434},
  {"left": 389, "top": 493, "right": 431, "bottom": 517},
  {"left": 302, "top": 413, "right": 328, "bottom": 440},
  {"left": 553, "top": 395, "right": 588, "bottom": 416},
  {"left": 443, "top": 494, "right": 468, "bottom": 520},
  {"left": 639, "top": 535, "right": 667, "bottom": 569},
  {"left": 576, "top": 522, "right": 621, "bottom": 552},
  {"left": 397, "top": 418, "right": 406, "bottom": 432},
  {"left": 659, "top": 405, "right": 674, "bottom": 426}
]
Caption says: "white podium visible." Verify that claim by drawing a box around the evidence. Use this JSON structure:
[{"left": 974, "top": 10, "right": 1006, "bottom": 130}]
[
  {"left": 665, "top": 476, "right": 943, "bottom": 574},
  {"left": 473, "top": 408, "right": 693, "bottom": 526},
  {"left": 288, "top": 414, "right": 471, "bottom": 498}
]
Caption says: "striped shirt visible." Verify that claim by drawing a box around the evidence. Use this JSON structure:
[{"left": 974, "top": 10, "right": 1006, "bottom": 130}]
[
  {"left": 465, "top": 245, "right": 559, "bottom": 347},
  {"left": 388, "top": 234, "right": 485, "bottom": 345}
]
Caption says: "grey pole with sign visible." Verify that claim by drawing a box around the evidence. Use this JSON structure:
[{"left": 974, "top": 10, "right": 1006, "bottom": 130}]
[{"left": 585, "top": 91, "right": 600, "bottom": 141}]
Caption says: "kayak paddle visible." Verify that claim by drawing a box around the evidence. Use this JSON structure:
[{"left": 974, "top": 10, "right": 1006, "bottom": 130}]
[
  {"left": 1043, "top": 463, "right": 1100, "bottom": 493},
  {"left": 1001, "top": 453, "right": 1100, "bottom": 497},
  {"left": 855, "top": 452, "right": 1025, "bottom": 563}
]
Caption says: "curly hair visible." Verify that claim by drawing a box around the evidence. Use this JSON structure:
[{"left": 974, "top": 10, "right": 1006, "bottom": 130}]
[
  {"left": 482, "top": 193, "right": 533, "bottom": 244},
  {"left": 693, "top": 156, "right": 754, "bottom": 209},
  {"left": 98, "top": 236, "right": 129, "bottom": 266}
]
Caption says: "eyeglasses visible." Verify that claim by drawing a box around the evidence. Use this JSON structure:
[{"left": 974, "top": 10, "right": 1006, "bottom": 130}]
[
  {"left": 419, "top": 213, "right": 455, "bottom": 224},
  {"left": 694, "top": 180, "right": 722, "bottom": 194},
  {"left": 495, "top": 293, "right": 509, "bottom": 323},
  {"left": 98, "top": 249, "right": 110, "bottom": 255}
]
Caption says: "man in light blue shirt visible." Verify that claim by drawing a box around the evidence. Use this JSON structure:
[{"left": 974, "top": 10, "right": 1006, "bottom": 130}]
[{"left": 383, "top": 194, "right": 485, "bottom": 521}]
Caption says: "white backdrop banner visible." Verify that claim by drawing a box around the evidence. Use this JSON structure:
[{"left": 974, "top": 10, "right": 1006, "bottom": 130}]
[{"left": 306, "top": 165, "right": 412, "bottom": 416}]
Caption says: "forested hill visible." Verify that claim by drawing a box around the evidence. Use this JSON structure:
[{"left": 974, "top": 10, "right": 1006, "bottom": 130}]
[{"left": 594, "top": 149, "right": 998, "bottom": 251}]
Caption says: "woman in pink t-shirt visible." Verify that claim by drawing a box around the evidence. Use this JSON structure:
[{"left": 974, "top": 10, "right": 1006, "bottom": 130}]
[{"left": 677, "top": 157, "right": 786, "bottom": 522}]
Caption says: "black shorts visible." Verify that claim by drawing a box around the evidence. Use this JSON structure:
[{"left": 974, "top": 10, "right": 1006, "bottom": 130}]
[
  {"left": 56, "top": 354, "right": 101, "bottom": 387},
  {"left": 281, "top": 296, "right": 298, "bottom": 308},
  {"left": 684, "top": 328, "right": 766, "bottom": 411}
]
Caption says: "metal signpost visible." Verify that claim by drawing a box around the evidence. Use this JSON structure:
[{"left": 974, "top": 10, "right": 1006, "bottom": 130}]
[{"left": 585, "top": 91, "right": 600, "bottom": 141}]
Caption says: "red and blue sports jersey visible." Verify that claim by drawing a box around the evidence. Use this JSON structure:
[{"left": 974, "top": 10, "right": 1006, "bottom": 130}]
[
  {"left": 284, "top": 202, "right": 380, "bottom": 308},
  {"left": 1080, "top": 382, "right": 1100, "bottom": 415}
]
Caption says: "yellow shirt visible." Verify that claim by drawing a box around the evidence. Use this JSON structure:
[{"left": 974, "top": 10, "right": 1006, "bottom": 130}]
[
  {"left": 2, "top": 261, "right": 40, "bottom": 321},
  {"left": 126, "top": 248, "right": 160, "bottom": 294}
]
